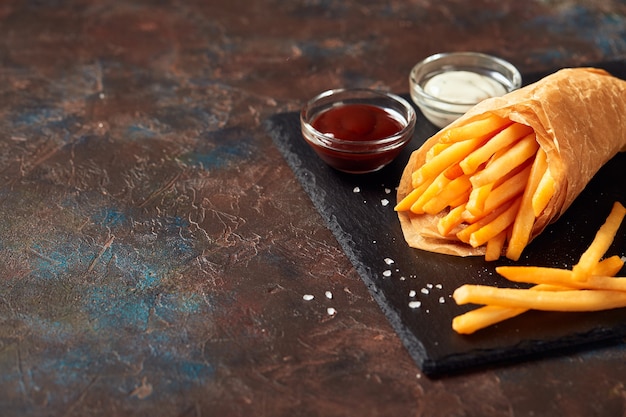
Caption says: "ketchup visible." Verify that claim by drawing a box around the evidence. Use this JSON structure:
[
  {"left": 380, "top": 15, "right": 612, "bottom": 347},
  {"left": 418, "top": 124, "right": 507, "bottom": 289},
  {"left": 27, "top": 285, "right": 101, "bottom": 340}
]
[
  {"left": 311, "top": 104, "right": 404, "bottom": 142},
  {"left": 306, "top": 103, "right": 411, "bottom": 174}
]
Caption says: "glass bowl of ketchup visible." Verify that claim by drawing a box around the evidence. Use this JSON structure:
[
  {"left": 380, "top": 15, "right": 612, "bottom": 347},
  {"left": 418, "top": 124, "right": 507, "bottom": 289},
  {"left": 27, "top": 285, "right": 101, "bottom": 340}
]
[
  {"left": 410, "top": 52, "right": 521, "bottom": 128},
  {"left": 300, "top": 88, "right": 417, "bottom": 174}
]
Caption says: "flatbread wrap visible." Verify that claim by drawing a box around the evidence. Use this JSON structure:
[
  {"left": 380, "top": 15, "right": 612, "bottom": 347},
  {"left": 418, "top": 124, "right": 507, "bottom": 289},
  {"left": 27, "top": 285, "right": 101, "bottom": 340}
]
[{"left": 396, "top": 67, "right": 626, "bottom": 261}]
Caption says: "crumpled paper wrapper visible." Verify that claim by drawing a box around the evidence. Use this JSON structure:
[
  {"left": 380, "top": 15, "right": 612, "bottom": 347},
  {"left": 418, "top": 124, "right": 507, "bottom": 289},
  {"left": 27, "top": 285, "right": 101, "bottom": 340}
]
[{"left": 397, "top": 67, "right": 626, "bottom": 257}]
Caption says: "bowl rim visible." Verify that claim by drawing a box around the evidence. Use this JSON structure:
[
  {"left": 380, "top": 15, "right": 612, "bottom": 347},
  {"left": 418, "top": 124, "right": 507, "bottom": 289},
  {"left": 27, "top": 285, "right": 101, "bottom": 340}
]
[
  {"left": 409, "top": 51, "right": 522, "bottom": 108},
  {"left": 300, "top": 87, "right": 417, "bottom": 151}
]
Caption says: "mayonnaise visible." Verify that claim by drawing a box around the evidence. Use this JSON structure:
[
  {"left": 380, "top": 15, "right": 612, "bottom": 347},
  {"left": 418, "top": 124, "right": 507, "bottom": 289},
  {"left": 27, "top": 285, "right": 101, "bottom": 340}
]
[{"left": 424, "top": 70, "right": 507, "bottom": 104}]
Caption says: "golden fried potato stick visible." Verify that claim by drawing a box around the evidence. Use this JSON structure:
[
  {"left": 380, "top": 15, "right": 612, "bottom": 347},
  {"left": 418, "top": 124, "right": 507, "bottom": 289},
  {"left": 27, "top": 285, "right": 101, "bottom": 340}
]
[
  {"left": 506, "top": 148, "right": 548, "bottom": 261},
  {"left": 452, "top": 284, "right": 563, "bottom": 335},
  {"left": 572, "top": 201, "right": 626, "bottom": 280},
  {"left": 498, "top": 255, "right": 624, "bottom": 283},
  {"left": 422, "top": 176, "right": 472, "bottom": 215},
  {"left": 456, "top": 200, "right": 515, "bottom": 244},
  {"left": 460, "top": 122, "right": 534, "bottom": 175},
  {"left": 470, "top": 133, "right": 539, "bottom": 188},
  {"left": 485, "top": 230, "right": 507, "bottom": 262},
  {"left": 412, "top": 136, "right": 487, "bottom": 188},
  {"left": 410, "top": 172, "right": 450, "bottom": 214},
  {"left": 469, "top": 199, "right": 521, "bottom": 248},
  {"left": 532, "top": 167, "right": 556, "bottom": 217},
  {"left": 452, "top": 201, "right": 626, "bottom": 335},
  {"left": 440, "top": 113, "right": 512, "bottom": 144},
  {"left": 454, "top": 285, "right": 626, "bottom": 312},
  {"left": 496, "top": 257, "right": 626, "bottom": 291},
  {"left": 438, "top": 204, "right": 467, "bottom": 236},
  {"left": 465, "top": 183, "right": 493, "bottom": 216}
]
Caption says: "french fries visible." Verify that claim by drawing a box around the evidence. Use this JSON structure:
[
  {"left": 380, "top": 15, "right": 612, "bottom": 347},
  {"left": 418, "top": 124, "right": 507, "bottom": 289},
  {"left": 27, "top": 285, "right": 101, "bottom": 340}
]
[
  {"left": 395, "top": 113, "right": 555, "bottom": 261},
  {"left": 452, "top": 202, "right": 626, "bottom": 334}
]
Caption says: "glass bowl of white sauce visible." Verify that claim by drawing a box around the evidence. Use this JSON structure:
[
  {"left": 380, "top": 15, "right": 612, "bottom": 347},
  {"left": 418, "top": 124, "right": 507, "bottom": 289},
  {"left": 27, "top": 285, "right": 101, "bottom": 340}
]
[{"left": 409, "top": 52, "right": 521, "bottom": 128}]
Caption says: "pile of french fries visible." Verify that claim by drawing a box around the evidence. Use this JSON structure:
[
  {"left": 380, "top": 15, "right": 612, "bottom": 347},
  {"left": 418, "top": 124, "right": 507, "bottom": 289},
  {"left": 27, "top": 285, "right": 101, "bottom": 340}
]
[
  {"left": 452, "top": 201, "right": 626, "bottom": 334},
  {"left": 395, "top": 113, "right": 556, "bottom": 261}
]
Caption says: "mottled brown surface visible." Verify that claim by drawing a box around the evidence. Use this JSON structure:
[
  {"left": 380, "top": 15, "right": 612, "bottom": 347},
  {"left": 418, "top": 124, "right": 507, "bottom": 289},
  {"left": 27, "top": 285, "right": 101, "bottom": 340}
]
[{"left": 1, "top": 1, "right": 626, "bottom": 416}]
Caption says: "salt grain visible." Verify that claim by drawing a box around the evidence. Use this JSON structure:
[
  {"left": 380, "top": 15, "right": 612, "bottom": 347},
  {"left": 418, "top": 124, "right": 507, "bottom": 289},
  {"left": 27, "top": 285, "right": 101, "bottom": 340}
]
[
  {"left": 384, "top": 257, "right": 395, "bottom": 265},
  {"left": 325, "top": 291, "right": 333, "bottom": 299},
  {"left": 439, "top": 296, "right": 445, "bottom": 304},
  {"left": 327, "top": 307, "right": 337, "bottom": 316},
  {"left": 303, "top": 294, "right": 314, "bottom": 301},
  {"left": 408, "top": 301, "right": 421, "bottom": 309},
  {"left": 409, "top": 290, "right": 416, "bottom": 297},
  {"left": 381, "top": 199, "right": 389, "bottom": 206},
  {"left": 384, "top": 188, "right": 391, "bottom": 194},
  {"left": 382, "top": 270, "right": 392, "bottom": 277},
  {"left": 353, "top": 187, "right": 361, "bottom": 193},
  {"left": 421, "top": 288, "right": 429, "bottom": 295}
]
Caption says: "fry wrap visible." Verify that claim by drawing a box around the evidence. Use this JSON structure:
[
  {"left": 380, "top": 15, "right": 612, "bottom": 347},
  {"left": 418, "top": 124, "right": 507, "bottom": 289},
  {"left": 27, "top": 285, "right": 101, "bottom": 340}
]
[{"left": 396, "top": 68, "right": 626, "bottom": 260}]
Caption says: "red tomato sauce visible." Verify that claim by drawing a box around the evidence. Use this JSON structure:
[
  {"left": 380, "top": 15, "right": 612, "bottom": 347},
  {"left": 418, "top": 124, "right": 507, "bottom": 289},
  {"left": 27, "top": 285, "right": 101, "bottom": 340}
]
[{"left": 311, "top": 103, "right": 404, "bottom": 142}]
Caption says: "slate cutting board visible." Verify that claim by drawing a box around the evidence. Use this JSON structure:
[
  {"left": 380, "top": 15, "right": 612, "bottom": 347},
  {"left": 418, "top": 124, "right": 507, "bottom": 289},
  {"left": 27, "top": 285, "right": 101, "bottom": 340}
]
[{"left": 265, "top": 61, "right": 626, "bottom": 376}]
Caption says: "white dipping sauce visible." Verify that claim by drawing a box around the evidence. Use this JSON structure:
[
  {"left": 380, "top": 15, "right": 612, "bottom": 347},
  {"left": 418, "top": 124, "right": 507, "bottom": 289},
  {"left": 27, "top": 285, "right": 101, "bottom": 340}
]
[{"left": 424, "top": 70, "right": 507, "bottom": 104}]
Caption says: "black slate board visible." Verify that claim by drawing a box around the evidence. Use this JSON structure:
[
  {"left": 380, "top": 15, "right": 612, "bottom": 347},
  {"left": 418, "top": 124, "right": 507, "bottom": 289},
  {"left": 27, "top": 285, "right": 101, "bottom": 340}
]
[{"left": 265, "top": 61, "right": 626, "bottom": 377}]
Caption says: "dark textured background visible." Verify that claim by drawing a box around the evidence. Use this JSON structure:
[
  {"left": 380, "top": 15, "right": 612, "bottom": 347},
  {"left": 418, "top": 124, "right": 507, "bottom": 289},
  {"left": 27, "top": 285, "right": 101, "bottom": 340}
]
[{"left": 1, "top": 1, "right": 626, "bottom": 415}]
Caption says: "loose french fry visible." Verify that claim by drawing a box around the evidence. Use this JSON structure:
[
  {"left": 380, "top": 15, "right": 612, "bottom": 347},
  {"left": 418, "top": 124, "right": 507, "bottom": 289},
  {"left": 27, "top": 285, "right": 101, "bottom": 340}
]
[
  {"left": 440, "top": 113, "right": 512, "bottom": 144},
  {"left": 454, "top": 285, "right": 626, "bottom": 312},
  {"left": 453, "top": 204, "right": 626, "bottom": 334},
  {"left": 595, "top": 255, "right": 626, "bottom": 276},
  {"left": 470, "top": 133, "right": 539, "bottom": 188},
  {"left": 572, "top": 201, "right": 626, "bottom": 280},
  {"left": 459, "top": 122, "right": 534, "bottom": 175},
  {"left": 497, "top": 255, "right": 624, "bottom": 284},
  {"left": 505, "top": 148, "right": 548, "bottom": 261},
  {"left": 496, "top": 265, "right": 626, "bottom": 292},
  {"left": 452, "top": 305, "right": 527, "bottom": 335},
  {"left": 452, "top": 284, "right": 564, "bottom": 334}
]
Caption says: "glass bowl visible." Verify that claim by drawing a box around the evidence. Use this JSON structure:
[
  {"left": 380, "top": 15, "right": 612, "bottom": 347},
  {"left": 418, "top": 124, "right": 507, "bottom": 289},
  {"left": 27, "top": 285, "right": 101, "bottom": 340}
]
[
  {"left": 409, "top": 52, "right": 521, "bottom": 128},
  {"left": 300, "top": 88, "right": 417, "bottom": 174}
]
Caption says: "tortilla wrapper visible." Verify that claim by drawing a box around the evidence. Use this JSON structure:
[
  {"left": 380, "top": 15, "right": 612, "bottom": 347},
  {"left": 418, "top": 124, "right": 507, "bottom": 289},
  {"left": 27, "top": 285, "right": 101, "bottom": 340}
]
[{"left": 397, "top": 67, "right": 626, "bottom": 257}]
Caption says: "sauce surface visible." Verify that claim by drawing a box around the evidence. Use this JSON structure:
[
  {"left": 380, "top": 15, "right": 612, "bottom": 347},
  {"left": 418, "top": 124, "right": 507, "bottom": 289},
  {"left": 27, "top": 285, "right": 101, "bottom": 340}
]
[
  {"left": 424, "top": 70, "right": 507, "bottom": 104},
  {"left": 311, "top": 103, "right": 404, "bottom": 142}
]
